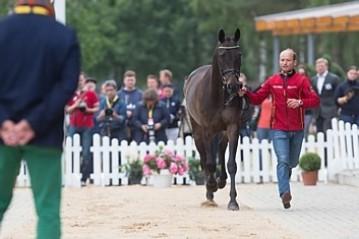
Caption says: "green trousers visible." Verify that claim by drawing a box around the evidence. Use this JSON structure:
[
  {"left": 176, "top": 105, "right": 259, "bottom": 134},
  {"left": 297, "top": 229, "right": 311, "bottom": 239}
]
[{"left": 0, "top": 145, "right": 62, "bottom": 239}]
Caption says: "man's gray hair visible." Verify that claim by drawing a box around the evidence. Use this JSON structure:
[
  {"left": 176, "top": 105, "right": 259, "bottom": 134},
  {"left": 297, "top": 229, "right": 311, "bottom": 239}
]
[{"left": 104, "top": 80, "right": 117, "bottom": 89}]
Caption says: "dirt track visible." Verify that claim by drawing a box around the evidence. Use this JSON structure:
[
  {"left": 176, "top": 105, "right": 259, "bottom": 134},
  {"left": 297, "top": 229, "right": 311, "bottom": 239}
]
[{"left": 1, "top": 185, "right": 298, "bottom": 239}]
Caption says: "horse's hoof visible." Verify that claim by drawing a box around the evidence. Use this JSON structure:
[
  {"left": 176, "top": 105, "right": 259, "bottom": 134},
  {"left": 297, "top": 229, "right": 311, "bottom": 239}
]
[
  {"left": 201, "top": 200, "right": 218, "bottom": 208},
  {"left": 227, "top": 201, "right": 240, "bottom": 211},
  {"left": 206, "top": 180, "right": 218, "bottom": 192},
  {"left": 217, "top": 177, "right": 226, "bottom": 189}
]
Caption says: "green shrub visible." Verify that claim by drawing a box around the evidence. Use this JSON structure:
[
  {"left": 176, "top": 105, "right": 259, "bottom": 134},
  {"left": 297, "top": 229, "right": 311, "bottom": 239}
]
[{"left": 299, "top": 152, "right": 321, "bottom": 172}]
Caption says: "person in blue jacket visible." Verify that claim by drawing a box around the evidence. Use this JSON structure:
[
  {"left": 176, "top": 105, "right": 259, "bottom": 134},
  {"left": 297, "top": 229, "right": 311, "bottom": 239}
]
[
  {"left": 0, "top": 1, "right": 80, "bottom": 238},
  {"left": 132, "top": 89, "right": 170, "bottom": 144},
  {"left": 96, "top": 80, "right": 127, "bottom": 141},
  {"left": 117, "top": 70, "right": 143, "bottom": 141}
]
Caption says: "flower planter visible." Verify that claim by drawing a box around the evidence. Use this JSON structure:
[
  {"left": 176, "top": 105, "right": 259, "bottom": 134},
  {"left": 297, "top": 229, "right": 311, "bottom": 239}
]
[
  {"left": 152, "top": 170, "right": 173, "bottom": 188},
  {"left": 301, "top": 170, "right": 318, "bottom": 185},
  {"left": 128, "top": 174, "right": 142, "bottom": 185}
]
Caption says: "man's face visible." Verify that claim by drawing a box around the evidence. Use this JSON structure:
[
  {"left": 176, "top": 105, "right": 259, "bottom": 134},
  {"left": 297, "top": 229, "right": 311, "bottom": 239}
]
[
  {"left": 124, "top": 76, "right": 136, "bottom": 89},
  {"left": 162, "top": 87, "right": 173, "bottom": 98},
  {"left": 159, "top": 73, "right": 170, "bottom": 85},
  {"left": 315, "top": 62, "right": 327, "bottom": 75},
  {"left": 147, "top": 78, "right": 158, "bottom": 90},
  {"left": 84, "top": 82, "right": 96, "bottom": 92},
  {"left": 279, "top": 51, "right": 296, "bottom": 73},
  {"left": 105, "top": 85, "right": 117, "bottom": 99},
  {"left": 347, "top": 69, "right": 358, "bottom": 81},
  {"left": 78, "top": 74, "right": 86, "bottom": 90}
]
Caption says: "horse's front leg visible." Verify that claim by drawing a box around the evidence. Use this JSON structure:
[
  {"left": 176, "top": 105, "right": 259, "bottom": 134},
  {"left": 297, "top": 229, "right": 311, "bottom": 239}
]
[
  {"left": 227, "top": 124, "right": 240, "bottom": 210},
  {"left": 205, "top": 134, "right": 218, "bottom": 195},
  {"left": 217, "top": 134, "right": 228, "bottom": 189}
]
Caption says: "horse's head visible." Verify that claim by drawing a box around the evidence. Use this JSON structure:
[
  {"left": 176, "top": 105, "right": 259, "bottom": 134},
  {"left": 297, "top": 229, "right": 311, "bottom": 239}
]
[{"left": 215, "top": 29, "right": 242, "bottom": 96}]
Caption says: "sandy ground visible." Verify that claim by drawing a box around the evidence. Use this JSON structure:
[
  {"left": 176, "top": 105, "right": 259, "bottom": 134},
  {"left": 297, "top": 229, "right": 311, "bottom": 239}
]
[{"left": 1, "top": 185, "right": 298, "bottom": 239}]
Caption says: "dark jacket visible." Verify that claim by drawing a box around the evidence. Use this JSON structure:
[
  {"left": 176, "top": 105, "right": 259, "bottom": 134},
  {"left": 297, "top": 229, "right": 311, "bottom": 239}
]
[
  {"left": 334, "top": 80, "right": 359, "bottom": 116},
  {"left": 132, "top": 101, "right": 170, "bottom": 143},
  {"left": 0, "top": 14, "right": 80, "bottom": 149},
  {"left": 160, "top": 96, "right": 181, "bottom": 128},
  {"left": 117, "top": 88, "right": 143, "bottom": 116},
  {"left": 97, "top": 96, "right": 127, "bottom": 140},
  {"left": 312, "top": 72, "right": 340, "bottom": 119}
]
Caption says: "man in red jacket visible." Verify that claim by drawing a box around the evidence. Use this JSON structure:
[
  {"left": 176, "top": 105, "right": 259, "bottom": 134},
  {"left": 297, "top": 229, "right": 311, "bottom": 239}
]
[{"left": 239, "top": 49, "right": 320, "bottom": 209}]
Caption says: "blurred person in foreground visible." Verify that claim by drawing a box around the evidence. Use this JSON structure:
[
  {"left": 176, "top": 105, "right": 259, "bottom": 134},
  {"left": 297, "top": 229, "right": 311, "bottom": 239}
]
[{"left": 0, "top": 0, "right": 80, "bottom": 238}]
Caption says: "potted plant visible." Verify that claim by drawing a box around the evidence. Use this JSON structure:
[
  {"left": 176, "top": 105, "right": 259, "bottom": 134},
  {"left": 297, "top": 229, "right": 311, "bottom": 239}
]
[
  {"left": 123, "top": 158, "right": 144, "bottom": 185},
  {"left": 142, "top": 147, "right": 188, "bottom": 188},
  {"left": 299, "top": 152, "right": 321, "bottom": 185},
  {"left": 188, "top": 157, "right": 205, "bottom": 185}
]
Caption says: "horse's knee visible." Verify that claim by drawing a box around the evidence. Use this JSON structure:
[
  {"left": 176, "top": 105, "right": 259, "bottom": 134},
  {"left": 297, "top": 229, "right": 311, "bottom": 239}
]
[{"left": 227, "top": 162, "right": 237, "bottom": 174}]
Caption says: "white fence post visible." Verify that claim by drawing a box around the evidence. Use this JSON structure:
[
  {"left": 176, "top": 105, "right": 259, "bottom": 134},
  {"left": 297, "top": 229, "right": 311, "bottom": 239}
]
[{"left": 15, "top": 120, "right": 359, "bottom": 188}]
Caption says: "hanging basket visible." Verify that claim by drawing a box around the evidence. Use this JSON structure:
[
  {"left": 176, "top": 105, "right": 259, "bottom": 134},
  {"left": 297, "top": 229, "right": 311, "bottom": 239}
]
[{"left": 152, "top": 170, "right": 173, "bottom": 188}]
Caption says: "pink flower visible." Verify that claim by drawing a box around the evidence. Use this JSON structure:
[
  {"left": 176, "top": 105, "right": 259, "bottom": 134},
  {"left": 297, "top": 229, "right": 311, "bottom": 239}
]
[
  {"left": 143, "top": 164, "right": 151, "bottom": 176},
  {"left": 178, "top": 166, "right": 185, "bottom": 176},
  {"left": 169, "top": 162, "right": 178, "bottom": 174},
  {"left": 164, "top": 149, "right": 174, "bottom": 158},
  {"left": 156, "top": 158, "right": 166, "bottom": 169},
  {"left": 175, "top": 155, "right": 185, "bottom": 162},
  {"left": 144, "top": 154, "right": 153, "bottom": 163}
]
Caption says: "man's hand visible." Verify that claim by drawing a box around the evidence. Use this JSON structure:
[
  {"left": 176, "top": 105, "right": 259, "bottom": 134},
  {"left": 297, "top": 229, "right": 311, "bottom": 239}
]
[
  {"left": 237, "top": 86, "right": 247, "bottom": 97},
  {"left": 127, "top": 110, "right": 132, "bottom": 118},
  {"left": 0, "top": 120, "right": 18, "bottom": 146},
  {"left": 154, "top": 123, "right": 161, "bottom": 130},
  {"left": 141, "top": 125, "right": 148, "bottom": 133},
  {"left": 14, "top": 120, "right": 35, "bottom": 146},
  {"left": 287, "top": 98, "right": 302, "bottom": 109}
]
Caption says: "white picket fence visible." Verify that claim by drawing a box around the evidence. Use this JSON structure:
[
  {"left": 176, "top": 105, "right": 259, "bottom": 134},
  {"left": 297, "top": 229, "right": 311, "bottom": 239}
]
[{"left": 16, "top": 118, "right": 359, "bottom": 187}]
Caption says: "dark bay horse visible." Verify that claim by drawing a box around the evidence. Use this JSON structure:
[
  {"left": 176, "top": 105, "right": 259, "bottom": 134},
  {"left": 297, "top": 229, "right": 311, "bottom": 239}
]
[{"left": 184, "top": 29, "right": 248, "bottom": 210}]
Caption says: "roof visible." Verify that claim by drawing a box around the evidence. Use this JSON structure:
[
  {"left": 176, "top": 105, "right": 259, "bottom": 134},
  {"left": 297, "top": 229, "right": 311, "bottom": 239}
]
[{"left": 255, "top": 1, "right": 359, "bottom": 35}]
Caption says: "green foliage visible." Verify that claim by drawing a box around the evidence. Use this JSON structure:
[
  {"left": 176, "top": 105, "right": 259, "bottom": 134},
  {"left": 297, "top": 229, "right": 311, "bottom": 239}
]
[
  {"left": 1, "top": 0, "right": 356, "bottom": 88},
  {"left": 188, "top": 156, "right": 203, "bottom": 180},
  {"left": 122, "top": 159, "right": 143, "bottom": 179},
  {"left": 299, "top": 152, "right": 321, "bottom": 172}
]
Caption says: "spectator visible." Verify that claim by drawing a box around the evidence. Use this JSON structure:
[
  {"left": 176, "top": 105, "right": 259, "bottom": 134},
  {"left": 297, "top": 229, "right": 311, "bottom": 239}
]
[
  {"left": 0, "top": 1, "right": 80, "bottom": 238},
  {"left": 334, "top": 66, "right": 359, "bottom": 125},
  {"left": 117, "top": 70, "right": 143, "bottom": 141},
  {"left": 178, "top": 99, "right": 192, "bottom": 139},
  {"left": 238, "top": 73, "right": 254, "bottom": 138},
  {"left": 97, "top": 80, "right": 127, "bottom": 140},
  {"left": 66, "top": 76, "right": 99, "bottom": 186},
  {"left": 159, "top": 69, "right": 181, "bottom": 100},
  {"left": 146, "top": 74, "right": 161, "bottom": 95},
  {"left": 256, "top": 96, "right": 273, "bottom": 178},
  {"left": 256, "top": 96, "right": 273, "bottom": 142},
  {"left": 297, "top": 64, "right": 314, "bottom": 137},
  {"left": 239, "top": 49, "right": 320, "bottom": 209},
  {"left": 312, "top": 58, "right": 341, "bottom": 133},
  {"left": 160, "top": 84, "right": 181, "bottom": 142},
  {"left": 132, "top": 89, "right": 170, "bottom": 144}
]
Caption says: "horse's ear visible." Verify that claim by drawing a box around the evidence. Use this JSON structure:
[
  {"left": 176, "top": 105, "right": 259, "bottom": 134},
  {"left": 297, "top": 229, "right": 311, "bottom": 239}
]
[
  {"left": 234, "top": 28, "right": 240, "bottom": 42},
  {"left": 218, "top": 29, "right": 225, "bottom": 43}
]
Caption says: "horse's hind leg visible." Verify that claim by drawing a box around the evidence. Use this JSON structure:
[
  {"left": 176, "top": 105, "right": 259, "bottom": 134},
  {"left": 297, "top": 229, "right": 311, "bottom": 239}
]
[{"left": 217, "top": 133, "right": 228, "bottom": 189}]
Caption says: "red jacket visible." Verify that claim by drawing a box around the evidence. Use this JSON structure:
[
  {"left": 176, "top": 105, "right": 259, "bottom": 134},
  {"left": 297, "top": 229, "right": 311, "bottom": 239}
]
[
  {"left": 247, "top": 72, "right": 320, "bottom": 131},
  {"left": 68, "top": 90, "right": 99, "bottom": 128}
]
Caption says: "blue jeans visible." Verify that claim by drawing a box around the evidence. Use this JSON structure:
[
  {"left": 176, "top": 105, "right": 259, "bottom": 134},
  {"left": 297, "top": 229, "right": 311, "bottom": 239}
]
[
  {"left": 272, "top": 130, "right": 304, "bottom": 196},
  {"left": 340, "top": 114, "right": 359, "bottom": 126},
  {"left": 68, "top": 126, "right": 93, "bottom": 181}
]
